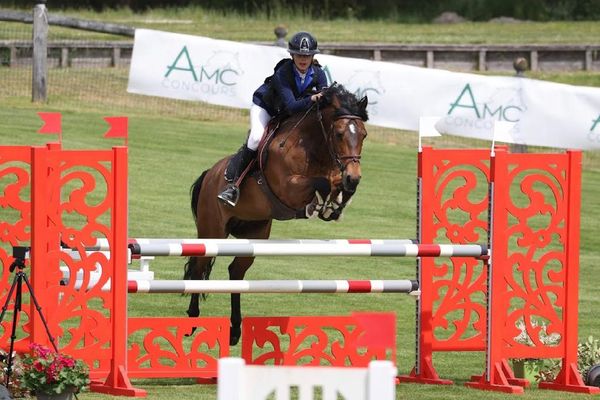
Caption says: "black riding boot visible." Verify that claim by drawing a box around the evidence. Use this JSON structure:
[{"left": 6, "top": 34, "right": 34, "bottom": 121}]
[{"left": 217, "top": 144, "right": 257, "bottom": 207}]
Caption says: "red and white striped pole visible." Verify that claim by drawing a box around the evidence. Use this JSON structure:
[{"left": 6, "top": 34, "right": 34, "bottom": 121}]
[
  {"left": 126, "top": 279, "right": 419, "bottom": 294},
  {"left": 127, "top": 242, "right": 488, "bottom": 258}
]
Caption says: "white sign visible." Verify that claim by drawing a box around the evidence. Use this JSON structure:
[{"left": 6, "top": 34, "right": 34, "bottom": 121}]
[{"left": 128, "top": 29, "right": 600, "bottom": 150}]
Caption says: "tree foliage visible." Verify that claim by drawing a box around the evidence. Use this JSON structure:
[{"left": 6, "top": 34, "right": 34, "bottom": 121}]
[{"left": 6, "top": 0, "right": 600, "bottom": 20}]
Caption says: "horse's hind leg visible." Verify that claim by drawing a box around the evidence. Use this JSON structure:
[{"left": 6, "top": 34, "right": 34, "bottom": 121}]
[
  {"left": 228, "top": 219, "right": 272, "bottom": 345},
  {"left": 184, "top": 256, "right": 215, "bottom": 319},
  {"left": 228, "top": 255, "right": 255, "bottom": 345}
]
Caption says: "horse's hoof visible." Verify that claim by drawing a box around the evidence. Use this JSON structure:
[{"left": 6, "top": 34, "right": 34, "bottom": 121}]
[
  {"left": 229, "top": 334, "right": 240, "bottom": 346},
  {"left": 187, "top": 308, "right": 200, "bottom": 318},
  {"left": 230, "top": 326, "right": 241, "bottom": 345},
  {"left": 330, "top": 211, "right": 342, "bottom": 221},
  {"left": 185, "top": 309, "right": 200, "bottom": 337},
  {"left": 185, "top": 326, "right": 197, "bottom": 337}
]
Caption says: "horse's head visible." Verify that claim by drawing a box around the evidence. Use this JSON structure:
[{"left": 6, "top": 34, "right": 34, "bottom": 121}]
[{"left": 319, "top": 84, "right": 369, "bottom": 193}]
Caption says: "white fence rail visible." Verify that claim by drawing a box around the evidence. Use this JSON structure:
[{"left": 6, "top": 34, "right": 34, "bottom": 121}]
[{"left": 217, "top": 358, "right": 397, "bottom": 400}]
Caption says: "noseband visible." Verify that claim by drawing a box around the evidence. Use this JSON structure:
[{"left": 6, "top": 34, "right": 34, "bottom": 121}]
[{"left": 316, "top": 103, "right": 363, "bottom": 173}]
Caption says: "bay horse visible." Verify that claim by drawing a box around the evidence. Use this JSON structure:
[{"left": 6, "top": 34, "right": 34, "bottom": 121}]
[{"left": 184, "top": 84, "right": 369, "bottom": 345}]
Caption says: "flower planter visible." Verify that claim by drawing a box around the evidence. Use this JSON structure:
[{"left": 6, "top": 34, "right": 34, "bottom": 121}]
[
  {"left": 512, "top": 359, "right": 544, "bottom": 383},
  {"left": 21, "top": 344, "right": 89, "bottom": 398},
  {"left": 587, "top": 364, "right": 600, "bottom": 387},
  {"left": 36, "top": 387, "right": 75, "bottom": 400}
]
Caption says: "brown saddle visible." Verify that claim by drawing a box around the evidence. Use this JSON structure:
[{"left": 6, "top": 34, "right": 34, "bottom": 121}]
[{"left": 236, "top": 117, "right": 308, "bottom": 221}]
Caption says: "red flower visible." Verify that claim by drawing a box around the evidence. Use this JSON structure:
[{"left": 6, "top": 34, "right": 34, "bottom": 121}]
[
  {"left": 33, "top": 361, "right": 44, "bottom": 372},
  {"left": 64, "top": 358, "right": 75, "bottom": 368}
]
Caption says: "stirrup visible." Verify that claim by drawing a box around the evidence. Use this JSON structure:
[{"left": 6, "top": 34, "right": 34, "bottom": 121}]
[{"left": 217, "top": 184, "right": 240, "bottom": 207}]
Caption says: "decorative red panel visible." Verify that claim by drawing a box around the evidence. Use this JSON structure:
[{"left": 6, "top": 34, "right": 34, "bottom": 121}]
[
  {"left": 29, "top": 147, "right": 119, "bottom": 376},
  {"left": 241, "top": 313, "right": 396, "bottom": 367},
  {"left": 500, "top": 152, "right": 570, "bottom": 361},
  {"left": 126, "top": 317, "right": 229, "bottom": 378},
  {"left": 424, "top": 148, "right": 489, "bottom": 351},
  {"left": 0, "top": 146, "right": 33, "bottom": 353},
  {"left": 401, "top": 147, "right": 491, "bottom": 385}
]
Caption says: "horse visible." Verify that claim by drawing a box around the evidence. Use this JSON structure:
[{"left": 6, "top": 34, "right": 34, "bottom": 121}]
[{"left": 184, "top": 84, "right": 369, "bottom": 345}]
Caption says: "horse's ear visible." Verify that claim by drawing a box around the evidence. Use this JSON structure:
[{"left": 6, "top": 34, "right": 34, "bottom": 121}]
[{"left": 358, "top": 96, "right": 368, "bottom": 111}]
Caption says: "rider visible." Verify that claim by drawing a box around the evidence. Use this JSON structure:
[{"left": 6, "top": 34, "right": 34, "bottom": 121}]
[{"left": 217, "top": 31, "right": 329, "bottom": 207}]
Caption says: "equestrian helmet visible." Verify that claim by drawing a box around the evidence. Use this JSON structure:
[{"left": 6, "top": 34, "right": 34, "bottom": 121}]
[{"left": 288, "top": 31, "right": 320, "bottom": 55}]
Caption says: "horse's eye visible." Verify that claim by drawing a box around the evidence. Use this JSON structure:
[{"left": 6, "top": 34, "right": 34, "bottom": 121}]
[{"left": 336, "top": 131, "right": 344, "bottom": 140}]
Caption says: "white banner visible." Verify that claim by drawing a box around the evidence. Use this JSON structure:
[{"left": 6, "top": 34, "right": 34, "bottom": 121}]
[{"left": 128, "top": 29, "right": 600, "bottom": 150}]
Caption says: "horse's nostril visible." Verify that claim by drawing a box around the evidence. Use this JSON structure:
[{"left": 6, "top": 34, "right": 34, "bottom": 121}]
[{"left": 344, "top": 175, "right": 360, "bottom": 191}]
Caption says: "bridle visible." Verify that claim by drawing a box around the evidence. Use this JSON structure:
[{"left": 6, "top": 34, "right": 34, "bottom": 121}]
[{"left": 316, "top": 101, "right": 363, "bottom": 173}]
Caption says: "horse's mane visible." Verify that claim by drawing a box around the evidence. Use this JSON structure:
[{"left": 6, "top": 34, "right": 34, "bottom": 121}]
[{"left": 322, "top": 84, "right": 369, "bottom": 121}]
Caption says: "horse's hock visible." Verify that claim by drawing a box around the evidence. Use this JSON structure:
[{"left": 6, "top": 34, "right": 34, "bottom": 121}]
[{"left": 0, "top": 141, "right": 598, "bottom": 395}]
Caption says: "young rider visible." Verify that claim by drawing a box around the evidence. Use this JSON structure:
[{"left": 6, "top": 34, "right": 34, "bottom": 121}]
[{"left": 217, "top": 31, "right": 329, "bottom": 207}]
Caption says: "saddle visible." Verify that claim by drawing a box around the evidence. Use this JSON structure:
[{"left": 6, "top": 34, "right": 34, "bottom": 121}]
[{"left": 237, "top": 116, "right": 308, "bottom": 221}]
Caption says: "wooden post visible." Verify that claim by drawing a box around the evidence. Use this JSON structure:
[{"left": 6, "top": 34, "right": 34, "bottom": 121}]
[
  {"left": 585, "top": 49, "right": 592, "bottom": 71},
  {"left": 9, "top": 46, "right": 17, "bottom": 67},
  {"left": 373, "top": 49, "right": 381, "bottom": 61},
  {"left": 510, "top": 57, "right": 528, "bottom": 153},
  {"left": 32, "top": 1, "right": 48, "bottom": 102},
  {"left": 478, "top": 49, "right": 487, "bottom": 71},
  {"left": 60, "top": 47, "right": 69, "bottom": 67},
  {"left": 530, "top": 50, "right": 538, "bottom": 71},
  {"left": 426, "top": 50, "right": 434, "bottom": 68},
  {"left": 112, "top": 46, "right": 121, "bottom": 67}
]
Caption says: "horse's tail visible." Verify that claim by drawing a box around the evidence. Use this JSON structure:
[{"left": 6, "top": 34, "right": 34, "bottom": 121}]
[
  {"left": 186, "top": 169, "right": 213, "bottom": 300},
  {"left": 183, "top": 257, "right": 215, "bottom": 301},
  {"left": 183, "top": 256, "right": 215, "bottom": 281},
  {"left": 190, "top": 169, "right": 208, "bottom": 220}
]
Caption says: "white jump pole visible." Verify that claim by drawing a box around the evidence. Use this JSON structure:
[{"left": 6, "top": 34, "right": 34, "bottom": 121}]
[
  {"left": 67, "top": 279, "right": 419, "bottom": 294},
  {"left": 127, "top": 242, "right": 489, "bottom": 258}
]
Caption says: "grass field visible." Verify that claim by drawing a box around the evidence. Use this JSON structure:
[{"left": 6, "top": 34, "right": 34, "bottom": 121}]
[{"left": 1, "top": 8, "right": 600, "bottom": 399}]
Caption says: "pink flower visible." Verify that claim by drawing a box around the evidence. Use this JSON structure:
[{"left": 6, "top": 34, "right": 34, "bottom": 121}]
[
  {"left": 29, "top": 343, "right": 51, "bottom": 359},
  {"left": 63, "top": 358, "right": 75, "bottom": 368}
]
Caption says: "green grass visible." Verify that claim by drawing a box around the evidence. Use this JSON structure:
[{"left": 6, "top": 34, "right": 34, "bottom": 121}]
[
  {"left": 1, "top": 96, "right": 600, "bottom": 399},
  {"left": 2, "top": 6, "right": 600, "bottom": 44}
]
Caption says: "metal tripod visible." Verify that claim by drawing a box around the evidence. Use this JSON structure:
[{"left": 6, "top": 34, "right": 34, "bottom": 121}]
[{"left": 0, "top": 246, "right": 59, "bottom": 390}]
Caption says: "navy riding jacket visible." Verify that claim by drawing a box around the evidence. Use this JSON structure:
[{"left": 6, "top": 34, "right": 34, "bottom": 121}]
[{"left": 253, "top": 58, "right": 328, "bottom": 116}]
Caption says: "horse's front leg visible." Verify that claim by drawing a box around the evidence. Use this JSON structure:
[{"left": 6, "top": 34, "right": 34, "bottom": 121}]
[
  {"left": 314, "top": 172, "right": 344, "bottom": 221},
  {"left": 317, "top": 174, "right": 355, "bottom": 221},
  {"left": 228, "top": 255, "right": 254, "bottom": 345}
]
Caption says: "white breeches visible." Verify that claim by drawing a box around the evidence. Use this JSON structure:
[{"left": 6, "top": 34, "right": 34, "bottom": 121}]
[{"left": 247, "top": 104, "right": 272, "bottom": 151}]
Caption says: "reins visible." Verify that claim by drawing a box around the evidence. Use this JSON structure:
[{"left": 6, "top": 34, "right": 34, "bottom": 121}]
[
  {"left": 278, "top": 102, "right": 317, "bottom": 149},
  {"left": 277, "top": 86, "right": 364, "bottom": 174}
]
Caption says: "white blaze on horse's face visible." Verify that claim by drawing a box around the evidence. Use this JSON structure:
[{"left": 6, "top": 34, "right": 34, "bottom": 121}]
[{"left": 348, "top": 122, "right": 357, "bottom": 135}]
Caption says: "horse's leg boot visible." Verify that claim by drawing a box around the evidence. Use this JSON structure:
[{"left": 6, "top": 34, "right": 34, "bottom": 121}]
[{"left": 218, "top": 144, "right": 256, "bottom": 207}]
